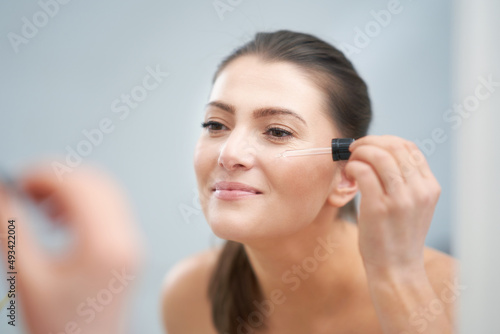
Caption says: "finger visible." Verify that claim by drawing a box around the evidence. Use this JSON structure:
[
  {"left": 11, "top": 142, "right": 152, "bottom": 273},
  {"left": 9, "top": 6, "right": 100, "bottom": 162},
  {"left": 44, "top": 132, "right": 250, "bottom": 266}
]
[
  {"left": 402, "top": 141, "right": 435, "bottom": 180},
  {"left": 345, "top": 160, "right": 385, "bottom": 207},
  {"left": 349, "top": 144, "right": 406, "bottom": 195},
  {"left": 19, "top": 164, "right": 143, "bottom": 262},
  {"left": 352, "top": 135, "right": 429, "bottom": 182}
]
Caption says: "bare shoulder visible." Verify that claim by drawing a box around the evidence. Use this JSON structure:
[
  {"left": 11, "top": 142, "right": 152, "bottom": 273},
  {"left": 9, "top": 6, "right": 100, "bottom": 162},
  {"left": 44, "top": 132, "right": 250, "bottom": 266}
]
[
  {"left": 423, "top": 247, "right": 461, "bottom": 318},
  {"left": 161, "top": 246, "right": 223, "bottom": 334},
  {"left": 423, "top": 246, "right": 458, "bottom": 283}
]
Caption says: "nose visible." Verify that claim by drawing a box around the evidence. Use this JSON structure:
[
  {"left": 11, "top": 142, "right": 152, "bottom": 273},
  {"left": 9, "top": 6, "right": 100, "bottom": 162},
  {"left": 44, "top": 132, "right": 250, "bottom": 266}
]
[{"left": 217, "top": 129, "right": 257, "bottom": 171}]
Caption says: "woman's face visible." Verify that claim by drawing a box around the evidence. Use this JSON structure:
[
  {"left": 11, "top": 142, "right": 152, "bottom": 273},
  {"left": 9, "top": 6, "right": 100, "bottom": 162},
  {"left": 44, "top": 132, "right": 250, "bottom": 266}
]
[{"left": 194, "top": 55, "right": 345, "bottom": 242}]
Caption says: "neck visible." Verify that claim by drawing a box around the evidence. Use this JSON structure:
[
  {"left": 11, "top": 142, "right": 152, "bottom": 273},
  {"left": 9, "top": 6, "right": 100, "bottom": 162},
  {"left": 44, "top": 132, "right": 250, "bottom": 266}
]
[{"left": 242, "top": 206, "right": 364, "bottom": 321}]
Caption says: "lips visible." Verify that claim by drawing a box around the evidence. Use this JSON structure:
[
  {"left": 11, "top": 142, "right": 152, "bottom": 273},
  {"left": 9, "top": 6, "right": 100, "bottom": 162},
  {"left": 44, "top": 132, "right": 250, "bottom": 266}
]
[
  {"left": 212, "top": 181, "right": 262, "bottom": 200},
  {"left": 213, "top": 181, "right": 262, "bottom": 194}
]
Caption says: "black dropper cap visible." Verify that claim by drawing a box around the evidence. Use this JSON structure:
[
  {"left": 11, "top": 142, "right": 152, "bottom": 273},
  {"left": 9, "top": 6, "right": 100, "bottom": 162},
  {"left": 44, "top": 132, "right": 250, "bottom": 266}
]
[{"left": 332, "top": 138, "right": 355, "bottom": 161}]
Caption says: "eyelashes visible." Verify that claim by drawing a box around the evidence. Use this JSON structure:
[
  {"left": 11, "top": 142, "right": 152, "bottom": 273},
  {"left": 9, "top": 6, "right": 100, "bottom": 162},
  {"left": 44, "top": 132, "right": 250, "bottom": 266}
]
[
  {"left": 266, "top": 127, "right": 292, "bottom": 139},
  {"left": 200, "top": 121, "right": 294, "bottom": 142},
  {"left": 201, "top": 121, "right": 225, "bottom": 131}
]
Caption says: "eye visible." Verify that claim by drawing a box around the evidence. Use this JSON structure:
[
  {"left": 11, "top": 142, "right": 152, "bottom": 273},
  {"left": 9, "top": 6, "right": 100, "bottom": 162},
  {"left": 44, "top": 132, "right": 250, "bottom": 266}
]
[
  {"left": 265, "top": 127, "right": 293, "bottom": 142},
  {"left": 201, "top": 121, "right": 227, "bottom": 132}
]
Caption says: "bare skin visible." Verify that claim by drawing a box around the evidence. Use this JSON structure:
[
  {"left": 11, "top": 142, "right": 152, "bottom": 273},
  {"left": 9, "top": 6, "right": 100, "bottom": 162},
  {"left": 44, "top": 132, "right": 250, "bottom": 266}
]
[
  {"left": 162, "top": 227, "right": 455, "bottom": 334},
  {"left": 162, "top": 55, "right": 457, "bottom": 333}
]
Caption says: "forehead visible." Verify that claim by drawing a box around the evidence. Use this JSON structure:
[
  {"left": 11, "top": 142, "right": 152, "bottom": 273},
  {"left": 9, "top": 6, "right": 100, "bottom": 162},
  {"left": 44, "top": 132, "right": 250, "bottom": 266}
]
[{"left": 209, "top": 55, "right": 327, "bottom": 118}]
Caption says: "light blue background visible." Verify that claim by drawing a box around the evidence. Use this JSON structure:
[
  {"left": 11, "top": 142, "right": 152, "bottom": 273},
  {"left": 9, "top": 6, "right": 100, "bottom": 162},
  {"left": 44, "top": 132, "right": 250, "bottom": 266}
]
[{"left": 0, "top": 0, "right": 452, "bottom": 333}]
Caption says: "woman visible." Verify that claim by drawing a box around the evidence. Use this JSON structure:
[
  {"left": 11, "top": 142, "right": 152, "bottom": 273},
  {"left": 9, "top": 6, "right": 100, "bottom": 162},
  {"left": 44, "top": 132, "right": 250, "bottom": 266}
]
[{"left": 162, "top": 30, "right": 456, "bottom": 334}]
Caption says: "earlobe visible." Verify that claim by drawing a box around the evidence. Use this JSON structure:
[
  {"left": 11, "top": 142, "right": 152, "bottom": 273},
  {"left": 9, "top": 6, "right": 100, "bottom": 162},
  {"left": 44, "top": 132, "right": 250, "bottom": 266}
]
[{"left": 327, "top": 165, "right": 358, "bottom": 207}]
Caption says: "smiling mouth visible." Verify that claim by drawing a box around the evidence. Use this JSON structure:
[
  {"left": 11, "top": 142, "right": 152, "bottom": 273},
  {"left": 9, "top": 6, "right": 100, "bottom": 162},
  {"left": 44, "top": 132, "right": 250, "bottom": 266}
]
[
  {"left": 212, "top": 181, "right": 263, "bottom": 194},
  {"left": 211, "top": 187, "right": 262, "bottom": 200},
  {"left": 212, "top": 189, "right": 262, "bottom": 194}
]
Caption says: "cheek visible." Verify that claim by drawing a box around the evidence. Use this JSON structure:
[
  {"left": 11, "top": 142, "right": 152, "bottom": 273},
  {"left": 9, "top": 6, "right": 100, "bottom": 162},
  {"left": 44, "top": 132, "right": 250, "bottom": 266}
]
[
  {"left": 266, "top": 155, "right": 335, "bottom": 215},
  {"left": 193, "top": 140, "right": 206, "bottom": 177},
  {"left": 193, "top": 139, "right": 215, "bottom": 206}
]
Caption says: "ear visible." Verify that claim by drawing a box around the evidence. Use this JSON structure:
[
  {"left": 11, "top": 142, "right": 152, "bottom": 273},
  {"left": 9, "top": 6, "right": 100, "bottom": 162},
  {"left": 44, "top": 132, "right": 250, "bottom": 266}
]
[{"left": 327, "top": 162, "right": 358, "bottom": 208}]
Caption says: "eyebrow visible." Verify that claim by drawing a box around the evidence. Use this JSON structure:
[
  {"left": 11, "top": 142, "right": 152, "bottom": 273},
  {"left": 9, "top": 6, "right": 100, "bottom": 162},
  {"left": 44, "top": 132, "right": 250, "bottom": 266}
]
[{"left": 205, "top": 100, "right": 307, "bottom": 126}]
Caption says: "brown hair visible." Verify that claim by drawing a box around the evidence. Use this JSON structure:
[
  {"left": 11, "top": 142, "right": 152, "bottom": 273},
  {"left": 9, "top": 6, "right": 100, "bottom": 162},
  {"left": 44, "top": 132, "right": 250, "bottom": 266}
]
[{"left": 207, "top": 30, "right": 372, "bottom": 333}]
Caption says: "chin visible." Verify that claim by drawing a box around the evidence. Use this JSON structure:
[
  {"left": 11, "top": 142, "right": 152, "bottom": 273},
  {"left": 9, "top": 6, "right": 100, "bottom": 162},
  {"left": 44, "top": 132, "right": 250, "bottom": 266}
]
[
  {"left": 206, "top": 211, "right": 300, "bottom": 244},
  {"left": 208, "top": 218, "right": 256, "bottom": 242},
  {"left": 206, "top": 213, "right": 272, "bottom": 243}
]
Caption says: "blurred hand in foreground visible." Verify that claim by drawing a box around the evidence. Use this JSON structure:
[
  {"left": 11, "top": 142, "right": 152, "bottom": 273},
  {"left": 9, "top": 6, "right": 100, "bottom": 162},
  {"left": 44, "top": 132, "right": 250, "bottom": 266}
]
[{"left": 0, "top": 164, "right": 145, "bottom": 334}]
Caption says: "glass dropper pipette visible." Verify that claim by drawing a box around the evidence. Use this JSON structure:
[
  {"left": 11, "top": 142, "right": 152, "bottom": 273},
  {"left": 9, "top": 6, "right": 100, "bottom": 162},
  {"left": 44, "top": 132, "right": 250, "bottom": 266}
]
[{"left": 279, "top": 138, "right": 355, "bottom": 161}]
